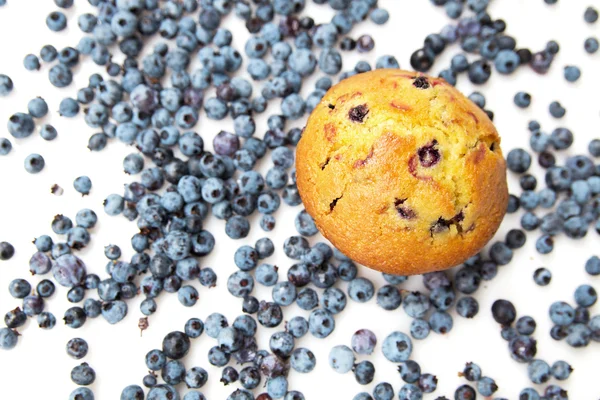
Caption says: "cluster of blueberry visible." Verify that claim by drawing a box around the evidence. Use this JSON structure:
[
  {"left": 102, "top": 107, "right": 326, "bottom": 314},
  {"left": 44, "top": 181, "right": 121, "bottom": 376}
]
[
  {"left": 408, "top": 1, "right": 599, "bottom": 89},
  {"left": 548, "top": 285, "right": 599, "bottom": 347},
  {"left": 488, "top": 298, "right": 586, "bottom": 400},
  {"left": 504, "top": 121, "right": 600, "bottom": 253}
]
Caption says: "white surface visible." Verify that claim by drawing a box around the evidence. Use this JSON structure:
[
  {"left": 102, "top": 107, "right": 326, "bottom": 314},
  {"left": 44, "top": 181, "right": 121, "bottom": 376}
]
[{"left": 0, "top": 0, "right": 599, "bottom": 399}]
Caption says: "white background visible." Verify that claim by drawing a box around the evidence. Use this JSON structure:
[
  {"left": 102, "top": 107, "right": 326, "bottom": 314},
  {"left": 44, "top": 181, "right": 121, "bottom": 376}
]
[{"left": 0, "top": 0, "right": 599, "bottom": 399}]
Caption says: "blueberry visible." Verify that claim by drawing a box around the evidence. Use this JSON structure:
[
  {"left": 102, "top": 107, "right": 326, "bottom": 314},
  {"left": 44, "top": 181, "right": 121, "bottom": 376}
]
[
  {"left": 403, "top": 291, "right": 430, "bottom": 318},
  {"left": 377, "top": 285, "right": 402, "bottom": 311},
  {"left": 468, "top": 59, "right": 492, "bottom": 83},
  {"left": 455, "top": 267, "right": 481, "bottom": 294},
  {"left": 0, "top": 74, "right": 13, "bottom": 96},
  {"left": 380, "top": 273, "right": 406, "bottom": 286},
  {"left": 519, "top": 388, "right": 540, "bottom": 400},
  {"left": 66, "top": 337, "right": 88, "bottom": 359},
  {"left": 83, "top": 299, "right": 101, "bottom": 318},
  {"left": 348, "top": 277, "right": 375, "bottom": 303},
  {"left": 566, "top": 323, "right": 592, "bottom": 347},
  {"left": 509, "top": 335, "right": 537, "bottom": 362},
  {"left": 539, "top": 188, "right": 557, "bottom": 208},
  {"left": 489, "top": 241, "right": 513, "bottom": 265},
  {"left": 4, "top": 307, "right": 27, "bottom": 329},
  {"left": 382, "top": 331, "right": 412, "bottom": 362},
  {"left": 505, "top": 229, "right": 526, "bottom": 249},
  {"left": 564, "top": 65, "right": 581, "bottom": 82},
  {"left": 506, "top": 148, "right": 531, "bottom": 173},
  {"left": 476, "top": 376, "right": 498, "bottom": 396},
  {"left": 501, "top": 326, "right": 518, "bottom": 341},
  {"left": 459, "top": 362, "right": 482, "bottom": 382},
  {"left": 407, "top": 318, "right": 430, "bottom": 340},
  {"left": 329, "top": 345, "right": 355, "bottom": 373},
  {"left": 491, "top": 299, "right": 516, "bottom": 326},
  {"left": 121, "top": 386, "right": 145, "bottom": 400},
  {"left": 308, "top": 308, "right": 335, "bottom": 338},
  {"left": 272, "top": 281, "right": 297, "bottom": 306},
  {"left": 353, "top": 360, "right": 375, "bottom": 385},
  {"left": 296, "top": 287, "right": 318, "bottom": 311},
  {"left": 584, "top": 6, "right": 599, "bottom": 23},
  {"left": 373, "top": 382, "right": 394, "bottom": 400},
  {"left": 101, "top": 300, "right": 127, "bottom": 324},
  {"left": 258, "top": 301, "right": 283, "bottom": 328},
  {"left": 69, "top": 388, "right": 94, "bottom": 400},
  {"left": 398, "top": 384, "right": 422, "bottom": 400},
  {"left": 251, "top": 238, "right": 274, "bottom": 261},
  {"left": 71, "top": 362, "right": 96, "bottom": 386},
  {"left": 536, "top": 234, "right": 554, "bottom": 254},
  {"left": 410, "top": 48, "right": 434, "bottom": 72},
  {"left": 26, "top": 97, "right": 49, "bottom": 118},
  {"left": 533, "top": 267, "right": 552, "bottom": 286},
  {"left": 456, "top": 296, "right": 479, "bottom": 318},
  {"left": 199, "top": 268, "right": 217, "bottom": 287},
  {"left": 584, "top": 37, "right": 599, "bottom": 54},
  {"left": 551, "top": 360, "right": 573, "bottom": 381},
  {"left": 507, "top": 194, "right": 520, "bottom": 213},
  {"left": 429, "top": 310, "right": 453, "bottom": 334},
  {"left": 550, "top": 128, "right": 573, "bottom": 150},
  {"left": 0, "top": 138, "right": 12, "bottom": 155},
  {"left": 585, "top": 255, "right": 600, "bottom": 276},
  {"left": 64, "top": 306, "right": 86, "bottom": 328},
  {"left": 288, "top": 347, "right": 316, "bottom": 374},
  {"left": 514, "top": 91, "right": 531, "bottom": 108},
  {"left": 23, "top": 53, "right": 41, "bottom": 71},
  {"left": 549, "top": 101, "right": 566, "bottom": 118},
  {"left": 162, "top": 359, "right": 186, "bottom": 385},
  {"left": 49, "top": 64, "right": 73, "bottom": 87},
  {"left": 574, "top": 284, "right": 597, "bottom": 307},
  {"left": 178, "top": 285, "right": 199, "bottom": 307},
  {"left": 352, "top": 329, "right": 377, "bottom": 355}
]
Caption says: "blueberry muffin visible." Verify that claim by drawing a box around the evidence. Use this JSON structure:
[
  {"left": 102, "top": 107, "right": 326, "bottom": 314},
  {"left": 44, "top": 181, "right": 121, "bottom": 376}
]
[{"left": 296, "top": 69, "right": 508, "bottom": 275}]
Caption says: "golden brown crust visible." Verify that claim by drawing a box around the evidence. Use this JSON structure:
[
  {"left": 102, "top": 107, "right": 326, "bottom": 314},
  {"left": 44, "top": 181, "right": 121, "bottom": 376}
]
[{"left": 296, "top": 69, "right": 508, "bottom": 275}]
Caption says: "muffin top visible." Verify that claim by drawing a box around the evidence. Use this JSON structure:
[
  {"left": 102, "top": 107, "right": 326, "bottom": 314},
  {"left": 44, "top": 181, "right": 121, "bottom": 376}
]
[{"left": 296, "top": 69, "right": 508, "bottom": 275}]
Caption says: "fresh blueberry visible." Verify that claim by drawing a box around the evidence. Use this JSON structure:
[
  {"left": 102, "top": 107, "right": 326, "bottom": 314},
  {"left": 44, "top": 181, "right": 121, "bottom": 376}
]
[
  {"left": 71, "top": 362, "right": 96, "bottom": 386},
  {"left": 491, "top": 299, "right": 516, "bottom": 326},
  {"left": 456, "top": 296, "right": 479, "bottom": 318},
  {"left": 549, "top": 101, "right": 566, "bottom": 118},
  {"left": 574, "top": 284, "right": 597, "bottom": 307},
  {"left": 564, "top": 65, "right": 581, "bottom": 82},
  {"left": 551, "top": 360, "right": 573, "bottom": 380},
  {"left": 514, "top": 92, "right": 531, "bottom": 108}
]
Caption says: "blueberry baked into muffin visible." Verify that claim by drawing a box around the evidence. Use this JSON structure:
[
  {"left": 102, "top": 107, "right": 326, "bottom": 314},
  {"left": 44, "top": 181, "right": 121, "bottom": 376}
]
[{"left": 296, "top": 69, "right": 508, "bottom": 275}]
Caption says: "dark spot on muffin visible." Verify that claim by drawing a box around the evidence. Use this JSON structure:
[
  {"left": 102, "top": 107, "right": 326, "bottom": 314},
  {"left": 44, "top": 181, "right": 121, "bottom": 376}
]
[
  {"left": 430, "top": 210, "right": 465, "bottom": 236},
  {"left": 413, "top": 76, "right": 430, "bottom": 89},
  {"left": 320, "top": 157, "right": 330, "bottom": 170},
  {"left": 348, "top": 104, "right": 369, "bottom": 123},
  {"left": 394, "top": 198, "right": 416, "bottom": 219},
  {"left": 489, "top": 142, "right": 496, "bottom": 151},
  {"left": 328, "top": 104, "right": 335, "bottom": 110},
  {"left": 418, "top": 140, "right": 440, "bottom": 167},
  {"left": 330, "top": 196, "right": 342, "bottom": 211}
]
